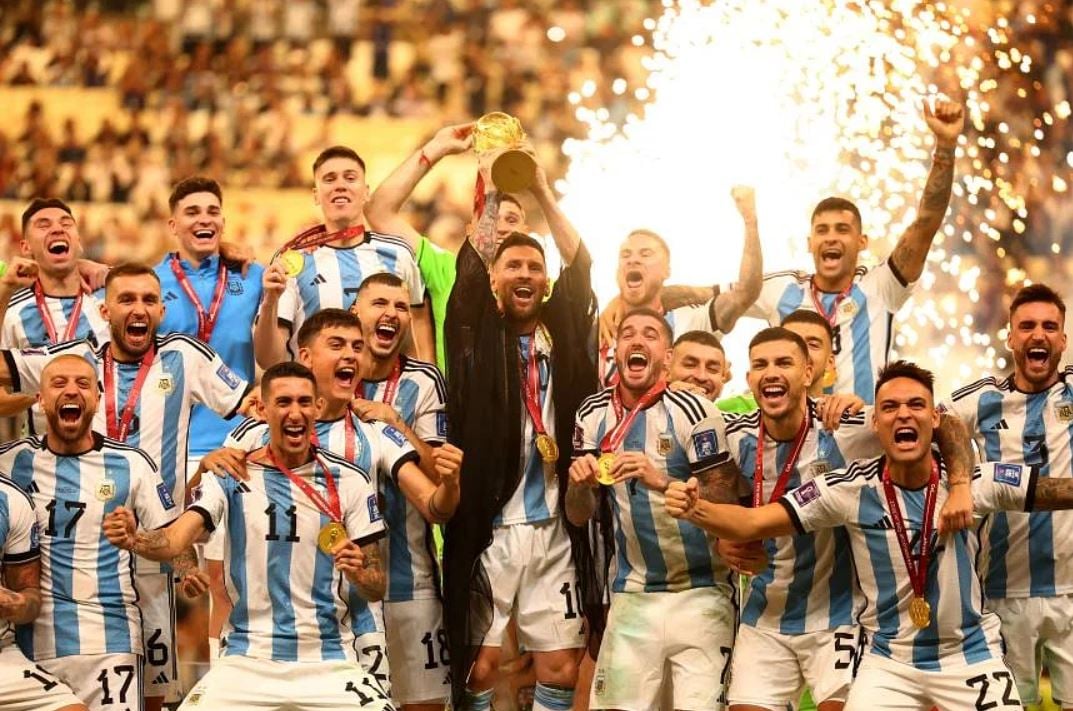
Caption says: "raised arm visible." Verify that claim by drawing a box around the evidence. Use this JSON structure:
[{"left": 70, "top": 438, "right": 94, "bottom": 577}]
[
  {"left": 0, "top": 257, "right": 39, "bottom": 334},
  {"left": 935, "top": 412, "right": 974, "bottom": 532},
  {"left": 665, "top": 478, "right": 797, "bottom": 541},
  {"left": 712, "top": 186, "right": 762, "bottom": 333},
  {"left": 253, "top": 261, "right": 291, "bottom": 368},
  {"left": 365, "top": 123, "right": 475, "bottom": 250},
  {"left": 102, "top": 506, "right": 207, "bottom": 562},
  {"left": 888, "top": 100, "right": 964, "bottom": 283},
  {"left": 395, "top": 444, "right": 463, "bottom": 524},
  {"left": 0, "top": 558, "right": 42, "bottom": 625},
  {"left": 528, "top": 158, "right": 580, "bottom": 266}
]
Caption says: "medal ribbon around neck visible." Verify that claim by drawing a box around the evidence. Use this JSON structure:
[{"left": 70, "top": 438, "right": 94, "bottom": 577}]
[
  {"left": 267, "top": 446, "right": 342, "bottom": 523},
  {"left": 753, "top": 410, "right": 811, "bottom": 507},
  {"left": 809, "top": 276, "right": 854, "bottom": 326},
  {"left": 881, "top": 458, "right": 940, "bottom": 629},
  {"left": 357, "top": 357, "right": 402, "bottom": 406},
  {"left": 169, "top": 253, "right": 228, "bottom": 342},
  {"left": 310, "top": 416, "right": 357, "bottom": 463},
  {"left": 596, "top": 379, "right": 667, "bottom": 485},
  {"left": 34, "top": 280, "right": 82, "bottom": 344},
  {"left": 103, "top": 345, "right": 156, "bottom": 442}
]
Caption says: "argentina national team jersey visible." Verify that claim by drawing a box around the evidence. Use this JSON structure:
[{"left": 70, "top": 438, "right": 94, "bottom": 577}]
[
  {"left": 275, "top": 232, "right": 425, "bottom": 358},
  {"left": 574, "top": 387, "right": 732, "bottom": 593},
  {"left": 784, "top": 456, "right": 1036, "bottom": 671},
  {"left": 0, "top": 433, "right": 175, "bottom": 660},
  {"left": 156, "top": 253, "right": 265, "bottom": 456},
  {"left": 0, "top": 477, "right": 38, "bottom": 651},
  {"left": 0, "top": 287, "right": 110, "bottom": 350},
  {"left": 726, "top": 401, "right": 880, "bottom": 633},
  {"left": 600, "top": 301, "right": 720, "bottom": 387},
  {"left": 943, "top": 368, "right": 1073, "bottom": 599},
  {"left": 189, "top": 450, "right": 385, "bottom": 662},
  {"left": 358, "top": 355, "right": 448, "bottom": 602},
  {"left": 744, "top": 264, "right": 914, "bottom": 403},
  {"left": 224, "top": 414, "right": 417, "bottom": 632}
]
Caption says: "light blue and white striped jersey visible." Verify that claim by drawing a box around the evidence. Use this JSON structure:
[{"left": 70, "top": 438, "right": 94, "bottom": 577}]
[
  {"left": 785, "top": 457, "right": 1035, "bottom": 671},
  {"left": 358, "top": 355, "right": 448, "bottom": 602},
  {"left": 0, "top": 477, "right": 39, "bottom": 651},
  {"left": 189, "top": 449, "right": 385, "bottom": 663},
  {"left": 574, "top": 387, "right": 732, "bottom": 593},
  {"left": 744, "top": 264, "right": 914, "bottom": 404},
  {"left": 943, "top": 368, "right": 1073, "bottom": 600},
  {"left": 600, "top": 301, "right": 719, "bottom": 388},
  {"left": 0, "top": 287, "right": 109, "bottom": 350},
  {"left": 0, "top": 433, "right": 175, "bottom": 660},
  {"left": 275, "top": 232, "right": 425, "bottom": 358},
  {"left": 497, "top": 330, "right": 559, "bottom": 526},
  {"left": 156, "top": 253, "right": 265, "bottom": 456},
  {"left": 726, "top": 401, "right": 880, "bottom": 633},
  {"left": 6, "top": 335, "right": 250, "bottom": 519},
  {"left": 223, "top": 414, "right": 417, "bottom": 633}
]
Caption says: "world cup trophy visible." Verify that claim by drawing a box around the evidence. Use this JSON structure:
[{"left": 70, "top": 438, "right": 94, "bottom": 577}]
[{"left": 473, "top": 112, "right": 536, "bottom": 193}]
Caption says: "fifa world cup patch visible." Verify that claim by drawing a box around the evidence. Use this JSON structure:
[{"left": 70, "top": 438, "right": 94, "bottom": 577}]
[
  {"left": 692, "top": 430, "right": 718, "bottom": 458},
  {"left": 383, "top": 425, "right": 406, "bottom": 446},
  {"left": 993, "top": 463, "right": 1022, "bottom": 486},
  {"left": 436, "top": 412, "right": 448, "bottom": 438},
  {"left": 367, "top": 494, "right": 382, "bottom": 522},
  {"left": 216, "top": 363, "right": 241, "bottom": 389},
  {"left": 792, "top": 479, "right": 821, "bottom": 507},
  {"left": 30, "top": 521, "right": 40, "bottom": 549},
  {"left": 157, "top": 482, "right": 176, "bottom": 510}
]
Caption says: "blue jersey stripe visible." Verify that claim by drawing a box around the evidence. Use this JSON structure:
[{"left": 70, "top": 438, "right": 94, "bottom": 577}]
[
  {"left": 384, "top": 479, "right": 415, "bottom": 600},
  {"left": 906, "top": 489, "right": 941, "bottom": 671},
  {"left": 665, "top": 413, "right": 715, "bottom": 589},
  {"left": 98, "top": 455, "right": 132, "bottom": 653},
  {"left": 159, "top": 351, "right": 187, "bottom": 500},
  {"left": 954, "top": 528, "right": 992, "bottom": 666},
  {"left": 978, "top": 391, "right": 1009, "bottom": 596},
  {"left": 775, "top": 283, "right": 805, "bottom": 322},
  {"left": 847, "top": 292, "right": 874, "bottom": 403},
  {"left": 859, "top": 487, "right": 899, "bottom": 659},
  {"left": 1024, "top": 393, "right": 1056, "bottom": 595},
  {"left": 783, "top": 533, "right": 816, "bottom": 635},
  {"left": 263, "top": 474, "right": 299, "bottom": 660},
  {"left": 311, "top": 476, "right": 346, "bottom": 660},
  {"left": 623, "top": 414, "right": 669, "bottom": 592},
  {"left": 829, "top": 526, "right": 855, "bottom": 625},
  {"left": 336, "top": 248, "right": 362, "bottom": 309},
  {"left": 52, "top": 456, "right": 82, "bottom": 657},
  {"left": 225, "top": 478, "right": 251, "bottom": 656},
  {"left": 16, "top": 301, "right": 48, "bottom": 346}
]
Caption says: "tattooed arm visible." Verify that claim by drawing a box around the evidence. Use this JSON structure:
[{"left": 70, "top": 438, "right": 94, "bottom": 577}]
[
  {"left": 566, "top": 455, "right": 600, "bottom": 526},
  {"left": 469, "top": 187, "right": 501, "bottom": 266},
  {"left": 935, "top": 412, "right": 974, "bottom": 533},
  {"left": 888, "top": 100, "right": 964, "bottom": 284},
  {"left": 712, "top": 186, "right": 763, "bottom": 333},
  {"left": 0, "top": 559, "right": 42, "bottom": 624},
  {"left": 102, "top": 507, "right": 206, "bottom": 562},
  {"left": 1029, "top": 477, "right": 1073, "bottom": 511},
  {"left": 336, "top": 542, "right": 386, "bottom": 602},
  {"left": 694, "top": 458, "right": 747, "bottom": 505}
]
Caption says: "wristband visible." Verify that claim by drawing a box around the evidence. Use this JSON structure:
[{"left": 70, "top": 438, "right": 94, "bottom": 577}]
[{"left": 419, "top": 150, "right": 433, "bottom": 170}]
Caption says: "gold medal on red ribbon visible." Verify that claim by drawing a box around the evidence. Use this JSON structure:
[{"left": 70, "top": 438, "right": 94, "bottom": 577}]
[
  {"left": 882, "top": 459, "right": 939, "bottom": 634},
  {"left": 596, "top": 454, "right": 616, "bottom": 486},
  {"left": 536, "top": 434, "right": 558, "bottom": 463},
  {"left": 909, "top": 595, "right": 931, "bottom": 629},
  {"left": 279, "top": 250, "right": 305, "bottom": 278},
  {"left": 317, "top": 521, "right": 348, "bottom": 555}
]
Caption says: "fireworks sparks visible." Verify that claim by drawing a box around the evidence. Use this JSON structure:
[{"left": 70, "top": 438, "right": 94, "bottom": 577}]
[{"left": 556, "top": 0, "right": 1050, "bottom": 392}]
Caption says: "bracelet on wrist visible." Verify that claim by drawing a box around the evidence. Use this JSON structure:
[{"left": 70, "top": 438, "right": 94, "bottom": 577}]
[{"left": 419, "top": 150, "right": 433, "bottom": 170}]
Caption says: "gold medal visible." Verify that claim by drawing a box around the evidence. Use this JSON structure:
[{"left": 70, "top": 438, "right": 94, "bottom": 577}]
[
  {"left": 596, "top": 454, "right": 616, "bottom": 486},
  {"left": 317, "top": 521, "right": 347, "bottom": 555},
  {"left": 908, "top": 595, "right": 931, "bottom": 629},
  {"left": 536, "top": 434, "right": 558, "bottom": 463},
  {"left": 279, "top": 250, "right": 305, "bottom": 278}
]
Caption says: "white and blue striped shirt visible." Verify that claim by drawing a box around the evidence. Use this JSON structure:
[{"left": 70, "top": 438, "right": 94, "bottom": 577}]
[
  {"left": 0, "top": 287, "right": 109, "bottom": 350},
  {"left": 726, "top": 401, "right": 880, "bottom": 633},
  {"left": 744, "top": 264, "right": 914, "bottom": 404},
  {"left": 0, "top": 477, "right": 39, "bottom": 651},
  {"left": 785, "top": 457, "right": 1034, "bottom": 671},
  {"left": 0, "top": 433, "right": 175, "bottom": 660},
  {"left": 189, "top": 450, "right": 385, "bottom": 662},
  {"left": 943, "top": 368, "right": 1073, "bottom": 600},
  {"left": 358, "top": 355, "right": 448, "bottom": 602},
  {"left": 574, "top": 387, "right": 732, "bottom": 593},
  {"left": 275, "top": 232, "right": 425, "bottom": 358}
]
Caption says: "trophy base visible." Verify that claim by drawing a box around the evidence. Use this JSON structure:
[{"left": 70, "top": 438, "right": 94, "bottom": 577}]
[{"left": 492, "top": 150, "right": 536, "bottom": 194}]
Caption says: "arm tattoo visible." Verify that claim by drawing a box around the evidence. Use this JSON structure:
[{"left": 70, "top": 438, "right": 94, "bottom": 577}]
[
  {"left": 1031, "top": 477, "right": 1073, "bottom": 511},
  {"left": 171, "top": 547, "right": 200, "bottom": 580},
  {"left": 471, "top": 191, "right": 500, "bottom": 266},
  {"left": 565, "top": 482, "right": 597, "bottom": 526},
  {"left": 0, "top": 562, "right": 42, "bottom": 623},
  {"left": 660, "top": 285, "right": 713, "bottom": 312},
  {"left": 890, "top": 147, "right": 955, "bottom": 280},
  {"left": 351, "top": 543, "right": 386, "bottom": 602},
  {"left": 132, "top": 528, "right": 172, "bottom": 559},
  {"left": 695, "top": 459, "right": 745, "bottom": 504},
  {"left": 714, "top": 214, "right": 762, "bottom": 332},
  {"left": 935, "top": 413, "right": 972, "bottom": 486}
]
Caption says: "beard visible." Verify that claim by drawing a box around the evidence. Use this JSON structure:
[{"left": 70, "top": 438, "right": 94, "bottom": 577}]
[{"left": 46, "top": 411, "right": 93, "bottom": 443}]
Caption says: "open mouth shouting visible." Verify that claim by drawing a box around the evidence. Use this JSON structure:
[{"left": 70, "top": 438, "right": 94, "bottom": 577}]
[
  {"left": 125, "top": 318, "right": 151, "bottom": 350},
  {"left": 373, "top": 320, "right": 400, "bottom": 349},
  {"left": 759, "top": 380, "right": 789, "bottom": 407},
  {"left": 625, "top": 349, "right": 650, "bottom": 375},
  {"left": 892, "top": 426, "right": 920, "bottom": 451},
  {"left": 511, "top": 284, "right": 536, "bottom": 310},
  {"left": 57, "top": 400, "right": 83, "bottom": 425},
  {"left": 46, "top": 237, "right": 72, "bottom": 258},
  {"left": 624, "top": 269, "right": 644, "bottom": 290},
  {"left": 1026, "top": 346, "right": 1050, "bottom": 367},
  {"left": 281, "top": 420, "right": 308, "bottom": 448},
  {"left": 819, "top": 245, "right": 843, "bottom": 270},
  {"left": 333, "top": 364, "right": 356, "bottom": 392}
]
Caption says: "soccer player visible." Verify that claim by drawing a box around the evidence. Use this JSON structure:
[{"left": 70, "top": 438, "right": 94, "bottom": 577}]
[
  {"left": 741, "top": 101, "right": 964, "bottom": 403},
  {"left": 443, "top": 220, "right": 597, "bottom": 711},
  {"left": 665, "top": 360, "right": 1061, "bottom": 710},
  {"left": 667, "top": 330, "right": 732, "bottom": 402},
  {"left": 942, "top": 283, "right": 1073, "bottom": 708},
  {"left": 0, "top": 263, "right": 251, "bottom": 707},
  {"left": 0, "top": 469, "right": 88, "bottom": 711},
  {"left": 253, "top": 146, "right": 432, "bottom": 366},
  {"left": 102, "top": 362, "right": 395, "bottom": 711},
  {"left": 155, "top": 176, "right": 264, "bottom": 476},
  {"left": 566, "top": 308, "right": 736, "bottom": 710},
  {"left": 0, "top": 354, "right": 192, "bottom": 710}
]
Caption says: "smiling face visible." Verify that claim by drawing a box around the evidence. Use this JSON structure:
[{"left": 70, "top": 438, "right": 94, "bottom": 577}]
[
  {"left": 313, "top": 156, "right": 369, "bottom": 228},
  {"left": 169, "top": 190, "right": 224, "bottom": 262},
  {"left": 784, "top": 320, "right": 834, "bottom": 392},
  {"left": 298, "top": 325, "right": 363, "bottom": 405},
  {"left": 1007, "top": 300, "right": 1067, "bottom": 391},
  {"left": 260, "top": 376, "right": 321, "bottom": 461},
  {"left": 615, "top": 312, "right": 671, "bottom": 395},
  {"left": 490, "top": 244, "right": 548, "bottom": 326},
  {"left": 101, "top": 274, "right": 164, "bottom": 359},
  {"left": 354, "top": 281, "right": 411, "bottom": 360},
  {"left": 22, "top": 207, "right": 82, "bottom": 276},
  {"left": 616, "top": 231, "right": 670, "bottom": 308},
  {"left": 496, "top": 198, "right": 528, "bottom": 245},
  {"left": 668, "top": 340, "right": 728, "bottom": 400},
  {"left": 747, "top": 339, "right": 813, "bottom": 421},
  {"left": 808, "top": 209, "right": 867, "bottom": 286},
  {"left": 872, "top": 376, "right": 939, "bottom": 466},
  {"left": 39, "top": 355, "right": 99, "bottom": 446}
]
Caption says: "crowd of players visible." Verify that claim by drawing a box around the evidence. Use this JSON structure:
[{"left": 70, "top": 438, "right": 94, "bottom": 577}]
[{"left": 1, "top": 94, "right": 1073, "bottom": 711}]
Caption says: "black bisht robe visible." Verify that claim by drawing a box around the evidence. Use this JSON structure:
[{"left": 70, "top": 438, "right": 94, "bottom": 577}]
[{"left": 442, "top": 239, "right": 601, "bottom": 707}]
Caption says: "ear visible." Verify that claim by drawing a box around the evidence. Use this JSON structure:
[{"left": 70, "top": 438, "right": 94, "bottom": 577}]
[
  {"left": 99, "top": 301, "right": 109, "bottom": 322},
  {"left": 1005, "top": 324, "right": 1013, "bottom": 353},
  {"left": 1061, "top": 331, "right": 1068, "bottom": 355},
  {"left": 871, "top": 408, "right": 879, "bottom": 435},
  {"left": 858, "top": 232, "right": 869, "bottom": 250},
  {"left": 930, "top": 405, "right": 940, "bottom": 430},
  {"left": 297, "top": 347, "right": 312, "bottom": 368},
  {"left": 315, "top": 396, "right": 326, "bottom": 412},
  {"left": 167, "top": 216, "right": 177, "bottom": 236},
  {"left": 256, "top": 396, "right": 267, "bottom": 419},
  {"left": 19, "top": 239, "right": 30, "bottom": 257}
]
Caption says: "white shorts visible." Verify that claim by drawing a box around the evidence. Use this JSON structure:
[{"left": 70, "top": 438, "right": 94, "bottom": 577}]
[
  {"left": 846, "top": 651, "right": 1022, "bottom": 710},
  {"left": 590, "top": 586, "right": 735, "bottom": 711},
  {"left": 384, "top": 598, "right": 450, "bottom": 705},
  {"left": 0, "top": 645, "right": 85, "bottom": 711},
  {"left": 727, "top": 624, "right": 859, "bottom": 708},
  {"left": 478, "top": 518, "right": 585, "bottom": 652},
  {"left": 990, "top": 594, "right": 1073, "bottom": 705},
  {"left": 135, "top": 571, "right": 178, "bottom": 700},
  {"left": 178, "top": 655, "right": 394, "bottom": 710},
  {"left": 355, "top": 631, "right": 392, "bottom": 697},
  {"left": 39, "top": 652, "right": 143, "bottom": 710}
]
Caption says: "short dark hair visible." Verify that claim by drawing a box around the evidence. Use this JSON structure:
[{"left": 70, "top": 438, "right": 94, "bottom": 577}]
[
  {"left": 493, "top": 232, "right": 545, "bottom": 263},
  {"left": 1010, "top": 283, "right": 1066, "bottom": 321},
  {"left": 357, "top": 271, "right": 406, "bottom": 296},
  {"left": 312, "top": 146, "right": 366, "bottom": 177},
  {"left": 624, "top": 228, "right": 671, "bottom": 258},
  {"left": 673, "top": 330, "right": 724, "bottom": 354},
  {"left": 781, "top": 309, "right": 835, "bottom": 345},
  {"left": 169, "top": 176, "right": 223, "bottom": 212},
  {"left": 21, "top": 198, "right": 73, "bottom": 233},
  {"left": 619, "top": 307, "right": 673, "bottom": 344},
  {"left": 499, "top": 193, "right": 525, "bottom": 215},
  {"left": 105, "top": 263, "right": 161, "bottom": 291},
  {"left": 749, "top": 327, "right": 808, "bottom": 361},
  {"left": 296, "top": 308, "right": 361, "bottom": 349},
  {"left": 261, "top": 361, "right": 317, "bottom": 397},
  {"left": 875, "top": 359, "right": 934, "bottom": 397},
  {"left": 811, "top": 197, "right": 862, "bottom": 230}
]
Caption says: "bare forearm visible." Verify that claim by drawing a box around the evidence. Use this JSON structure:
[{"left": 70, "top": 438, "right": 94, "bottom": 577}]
[
  {"left": 890, "top": 145, "right": 955, "bottom": 282},
  {"left": 1032, "top": 477, "right": 1073, "bottom": 511},
  {"left": 348, "top": 545, "right": 386, "bottom": 602},
  {"left": 566, "top": 482, "right": 597, "bottom": 526},
  {"left": 427, "top": 481, "right": 459, "bottom": 524},
  {"left": 936, "top": 413, "right": 972, "bottom": 486},
  {"left": 411, "top": 308, "right": 436, "bottom": 364},
  {"left": 470, "top": 190, "right": 500, "bottom": 265},
  {"left": 368, "top": 146, "right": 431, "bottom": 218},
  {"left": 696, "top": 462, "right": 745, "bottom": 505},
  {"left": 131, "top": 528, "right": 180, "bottom": 562},
  {"left": 532, "top": 184, "right": 580, "bottom": 265},
  {"left": 171, "top": 547, "right": 200, "bottom": 579},
  {"left": 660, "top": 285, "right": 713, "bottom": 311},
  {"left": 253, "top": 304, "right": 288, "bottom": 369},
  {"left": 0, "top": 589, "right": 41, "bottom": 624},
  {"left": 714, "top": 215, "right": 762, "bottom": 332},
  {"left": 686, "top": 501, "right": 756, "bottom": 541}
]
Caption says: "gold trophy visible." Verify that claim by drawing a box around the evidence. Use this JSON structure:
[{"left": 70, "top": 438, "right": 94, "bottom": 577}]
[{"left": 474, "top": 112, "right": 536, "bottom": 193}]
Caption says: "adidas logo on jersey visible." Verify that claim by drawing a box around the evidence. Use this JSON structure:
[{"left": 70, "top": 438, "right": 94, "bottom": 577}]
[
  {"left": 308, "top": 274, "right": 328, "bottom": 287},
  {"left": 991, "top": 418, "right": 1010, "bottom": 430},
  {"left": 236, "top": 482, "right": 252, "bottom": 494},
  {"left": 862, "top": 515, "right": 895, "bottom": 530},
  {"left": 164, "top": 291, "right": 179, "bottom": 302},
  {"left": 152, "top": 672, "right": 170, "bottom": 685}
]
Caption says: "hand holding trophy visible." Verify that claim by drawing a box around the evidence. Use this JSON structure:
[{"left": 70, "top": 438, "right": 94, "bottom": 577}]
[{"left": 473, "top": 112, "right": 536, "bottom": 193}]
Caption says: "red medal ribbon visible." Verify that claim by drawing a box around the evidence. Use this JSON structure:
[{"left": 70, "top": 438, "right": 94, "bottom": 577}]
[
  {"left": 521, "top": 332, "right": 552, "bottom": 439},
  {"left": 281, "top": 223, "right": 365, "bottom": 253},
  {"left": 809, "top": 277, "right": 854, "bottom": 326},
  {"left": 881, "top": 458, "right": 940, "bottom": 604},
  {"left": 310, "top": 416, "right": 358, "bottom": 463},
  {"left": 753, "top": 410, "right": 811, "bottom": 507},
  {"left": 103, "top": 345, "right": 156, "bottom": 442},
  {"left": 34, "top": 281, "right": 82, "bottom": 344},
  {"left": 267, "top": 446, "right": 342, "bottom": 523},
  {"left": 356, "top": 357, "right": 403, "bottom": 406},
  {"left": 169, "top": 253, "right": 228, "bottom": 342},
  {"left": 599, "top": 380, "right": 668, "bottom": 454}
]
